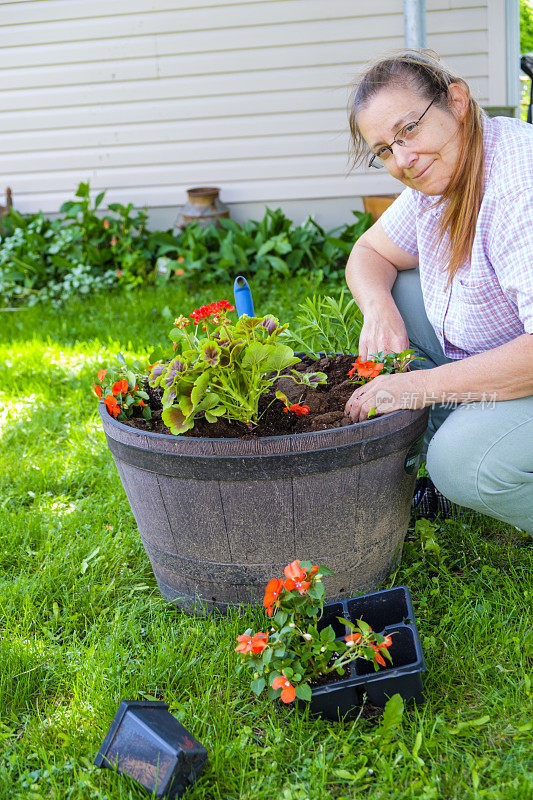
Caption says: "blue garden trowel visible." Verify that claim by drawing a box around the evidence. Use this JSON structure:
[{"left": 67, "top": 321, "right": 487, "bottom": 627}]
[{"left": 233, "top": 276, "right": 255, "bottom": 317}]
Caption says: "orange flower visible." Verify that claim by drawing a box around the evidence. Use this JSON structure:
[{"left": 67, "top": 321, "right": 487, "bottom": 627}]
[
  {"left": 348, "top": 356, "right": 384, "bottom": 379},
  {"left": 309, "top": 565, "right": 319, "bottom": 576},
  {"left": 284, "top": 560, "right": 310, "bottom": 595},
  {"left": 103, "top": 219, "right": 110, "bottom": 229},
  {"left": 378, "top": 635, "right": 393, "bottom": 649},
  {"left": 92, "top": 384, "right": 102, "bottom": 398},
  {"left": 251, "top": 632, "right": 268, "bottom": 653},
  {"left": 370, "top": 643, "right": 387, "bottom": 666},
  {"left": 104, "top": 394, "right": 120, "bottom": 418},
  {"left": 174, "top": 268, "right": 185, "bottom": 277},
  {"left": 272, "top": 673, "right": 296, "bottom": 703},
  {"left": 263, "top": 578, "right": 284, "bottom": 617},
  {"left": 235, "top": 634, "right": 253, "bottom": 654},
  {"left": 112, "top": 379, "right": 128, "bottom": 396},
  {"left": 140, "top": 399, "right": 145, "bottom": 407},
  {"left": 345, "top": 632, "right": 362, "bottom": 646},
  {"left": 98, "top": 368, "right": 108, "bottom": 383},
  {"left": 235, "top": 631, "right": 268, "bottom": 655}
]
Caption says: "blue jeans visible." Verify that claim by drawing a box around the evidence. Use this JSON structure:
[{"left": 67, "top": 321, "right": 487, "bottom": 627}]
[{"left": 392, "top": 269, "right": 533, "bottom": 533}]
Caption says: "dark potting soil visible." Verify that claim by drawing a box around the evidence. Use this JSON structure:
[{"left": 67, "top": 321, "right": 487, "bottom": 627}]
[
  {"left": 123, "top": 354, "right": 358, "bottom": 439},
  {"left": 310, "top": 667, "right": 349, "bottom": 688}
]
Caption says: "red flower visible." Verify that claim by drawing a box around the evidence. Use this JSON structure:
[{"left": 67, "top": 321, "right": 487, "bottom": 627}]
[
  {"left": 263, "top": 578, "right": 284, "bottom": 617},
  {"left": 378, "top": 635, "right": 393, "bottom": 649},
  {"left": 98, "top": 368, "right": 108, "bottom": 383},
  {"left": 345, "top": 632, "right": 362, "bottom": 646},
  {"left": 371, "top": 646, "right": 386, "bottom": 667},
  {"left": 235, "top": 632, "right": 268, "bottom": 655},
  {"left": 272, "top": 673, "right": 296, "bottom": 703},
  {"left": 92, "top": 384, "right": 102, "bottom": 398},
  {"left": 112, "top": 379, "right": 128, "bottom": 396},
  {"left": 283, "top": 403, "right": 311, "bottom": 416},
  {"left": 103, "top": 219, "right": 110, "bottom": 229},
  {"left": 348, "top": 356, "right": 384, "bottom": 379},
  {"left": 190, "top": 300, "right": 235, "bottom": 324},
  {"left": 104, "top": 394, "right": 120, "bottom": 418},
  {"left": 235, "top": 634, "right": 253, "bottom": 654},
  {"left": 309, "top": 565, "right": 319, "bottom": 576},
  {"left": 140, "top": 399, "right": 145, "bottom": 407},
  {"left": 284, "top": 560, "right": 310, "bottom": 595},
  {"left": 251, "top": 632, "right": 268, "bottom": 653}
]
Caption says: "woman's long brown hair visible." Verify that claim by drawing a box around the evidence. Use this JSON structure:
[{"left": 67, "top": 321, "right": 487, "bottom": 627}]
[{"left": 348, "top": 51, "right": 486, "bottom": 282}]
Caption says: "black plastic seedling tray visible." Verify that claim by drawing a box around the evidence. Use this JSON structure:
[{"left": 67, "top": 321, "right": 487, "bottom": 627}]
[
  {"left": 94, "top": 701, "right": 207, "bottom": 798},
  {"left": 309, "top": 586, "right": 426, "bottom": 720}
]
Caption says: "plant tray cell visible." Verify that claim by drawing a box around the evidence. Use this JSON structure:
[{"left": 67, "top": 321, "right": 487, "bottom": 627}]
[
  {"left": 309, "top": 586, "right": 426, "bottom": 720},
  {"left": 94, "top": 701, "right": 208, "bottom": 798}
]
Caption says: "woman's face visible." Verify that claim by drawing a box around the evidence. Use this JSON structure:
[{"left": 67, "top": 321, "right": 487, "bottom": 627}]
[{"left": 356, "top": 83, "right": 468, "bottom": 195}]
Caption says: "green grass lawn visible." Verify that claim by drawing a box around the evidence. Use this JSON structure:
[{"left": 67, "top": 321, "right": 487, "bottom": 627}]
[{"left": 0, "top": 279, "right": 531, "bottom": 800}]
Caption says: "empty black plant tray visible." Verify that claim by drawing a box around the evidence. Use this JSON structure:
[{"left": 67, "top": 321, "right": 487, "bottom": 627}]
[
  {"left": 310, "top": 586, "right": 426, "bottom": 720},
  {"left": 94, "top": 700, "right": 208, "bottom": 798}
]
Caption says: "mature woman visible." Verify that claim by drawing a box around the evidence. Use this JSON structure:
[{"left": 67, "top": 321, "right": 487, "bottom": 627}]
[{"left": 344, "top": 51, "right": 533, "bottom": 533}]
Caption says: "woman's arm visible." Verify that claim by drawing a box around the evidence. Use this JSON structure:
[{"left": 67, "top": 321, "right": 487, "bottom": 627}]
[
  {"left": 346, "top": 221, "right": 418, "bottom": 359},
  {"left": 345, "top": 333, "right": 533, "bottom": 422}
]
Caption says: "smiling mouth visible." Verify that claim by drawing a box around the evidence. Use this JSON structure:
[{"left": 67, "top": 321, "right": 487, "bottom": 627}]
[{"left": 411, "top": 162, "right": 434, "bottom": 180}]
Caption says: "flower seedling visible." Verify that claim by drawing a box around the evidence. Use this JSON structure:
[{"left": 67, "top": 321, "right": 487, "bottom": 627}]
[
  {"left": 92, "top": 355, "right": 151, "bottom": 422},
  {"left": 275, "top": 391, "right": 310, "bottom": 416},
  {"left": 348, "top": 348, "right": 423, "bottom": 385},
  {"left": 235, "top": 559, "right": 393, "bottom": 704}
]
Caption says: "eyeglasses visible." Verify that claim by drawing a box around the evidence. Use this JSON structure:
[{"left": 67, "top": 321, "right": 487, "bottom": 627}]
[{"left": 368, "top": 95, "right": 439, "bottom": 169}]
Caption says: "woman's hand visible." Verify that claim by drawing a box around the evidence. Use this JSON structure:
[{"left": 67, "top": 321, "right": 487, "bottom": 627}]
[
  {"left": 344, "top": 370, "right": 429, "bottom": 423},
  {"left": 357, "top": 306, "right": 410, "bottom": 361}
]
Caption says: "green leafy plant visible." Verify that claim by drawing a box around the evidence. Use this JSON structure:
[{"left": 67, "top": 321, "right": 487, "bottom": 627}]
[
  {"left": 148, "top": 301, "right": 326, "bottom": 434},
  {"left": 0, "top": 182, "right": 156, "bottom": 307},
  {"left": 235, "top": 559, "right": 393, "bottom": 704},
  {"left": 283, "top": 290, "right": 364, "bottom": 355},
  {"left": 92, "top": 354, "right": 151, "bottom": 422}
]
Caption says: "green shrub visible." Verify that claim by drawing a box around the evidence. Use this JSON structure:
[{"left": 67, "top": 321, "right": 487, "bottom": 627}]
[{"left": 0, "top": 182, "right": 372, "bottom": 308}]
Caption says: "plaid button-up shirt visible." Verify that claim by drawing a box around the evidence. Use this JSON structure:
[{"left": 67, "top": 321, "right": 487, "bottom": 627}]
[{"left": 380, "top": 115, "right": 533, "bottom": 359}]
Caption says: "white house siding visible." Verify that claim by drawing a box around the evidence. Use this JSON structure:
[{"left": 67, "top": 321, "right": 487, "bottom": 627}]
[{"left": 0, "top": 0, "right": 512, "bottom": 225}]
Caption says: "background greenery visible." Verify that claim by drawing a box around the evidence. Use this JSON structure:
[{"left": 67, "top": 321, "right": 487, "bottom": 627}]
[
  {"left": 0, "top": 279, "right": 531, "bottom": 800},
  {"left": 0, "top": 183, "right": 371, "bottom": 310}
]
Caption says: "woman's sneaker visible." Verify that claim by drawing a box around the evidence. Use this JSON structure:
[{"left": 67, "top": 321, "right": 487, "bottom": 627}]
[{"left": 411, "top": 476, "right": 457, "bottom": 521}]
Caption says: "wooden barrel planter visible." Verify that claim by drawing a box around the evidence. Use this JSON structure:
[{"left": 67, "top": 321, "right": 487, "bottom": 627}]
[{"left": 99, "top": 405, "right": 429, "bottom": 613}]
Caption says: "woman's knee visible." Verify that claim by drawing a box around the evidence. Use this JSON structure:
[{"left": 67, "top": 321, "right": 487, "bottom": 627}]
[{"left": 426, "top": 404, "right": 533, "bottom": 531}]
